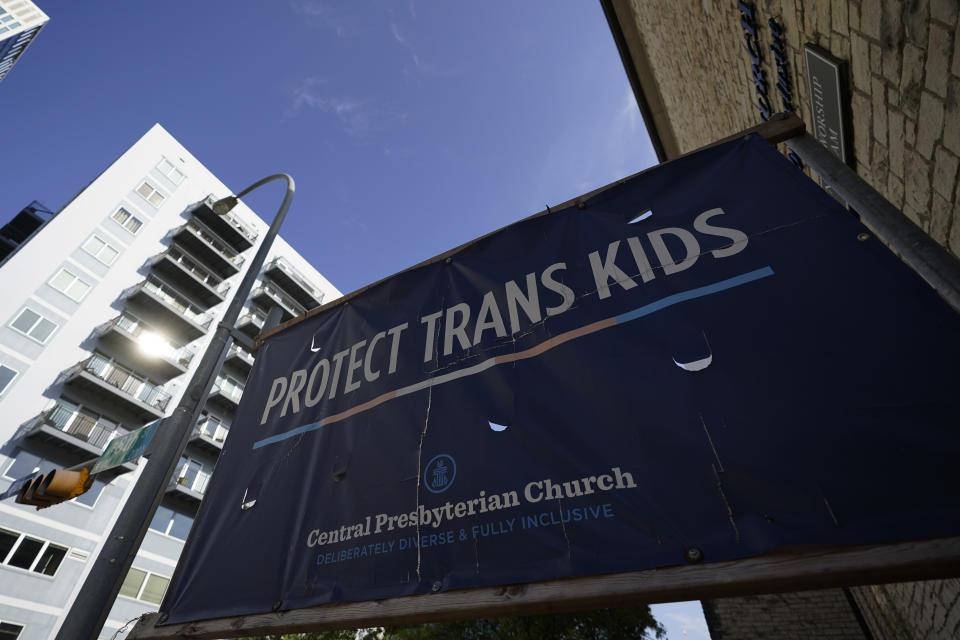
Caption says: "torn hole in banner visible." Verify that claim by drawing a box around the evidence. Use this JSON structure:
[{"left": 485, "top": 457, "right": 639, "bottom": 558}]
[
  {"left": 239, "top": 457, "right": 285, "bottom": 510},
  {"left": 240, "top": 485, "right": 259, "bottom": 510},
  {"left": 487, "top": 384, "right": 515, "bottom": 433},
  {"left": 672, "top": 330, "right": 713, "bottom": 372},
  {"left": 628, "top": 209, "right": 653, "bottom": 224}
]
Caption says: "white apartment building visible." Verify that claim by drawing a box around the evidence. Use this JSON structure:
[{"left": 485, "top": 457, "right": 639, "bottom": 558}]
[
  {"left": 0, "top": 124, "right": 340, "bottom": 639},
  {"left": 0, "top": 0, "right": 48, "bottom": 84}
]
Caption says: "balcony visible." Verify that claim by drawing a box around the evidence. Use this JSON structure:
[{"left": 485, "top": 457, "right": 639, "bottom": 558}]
[
  {"left": 63, "top": 354, "right": 171, "bottom": 422},
  {"left": 236, "top": 310, "right": 266, "bottom": 338},
  {"left": 190, "top": 196, "right": 258, "bottom": 252},
  {"left": 123, "top": 278, "right": 213, "bottom": 343},
  {"left": 170, "top": 221, "right": 244, "bottom": 278},
  {"left": 25, "top": 402, "right": 127, "bottom": 463},
  {"left": 95, "top": 314, "right": 195, "bottom": 380},
  {"left": 149, "top": 247, "right": 230, "bottom": 307},
  {"left": 190, "top": 416, "right": 230, "bottom": 454},
  {"left": 207, "top": 376, "right": 244, "bottom": 412},
  {"left": 167, "top": 461, "right": 211, "bottom": 505},
  {"left": 250, "top": 282, "right": 306, "bottom": 323},
  {"left": 263, "top": 256, "right": 324, "bottom": 310},
  {"left": 224, "top": 343, "right": 254, "bottom": 375}
]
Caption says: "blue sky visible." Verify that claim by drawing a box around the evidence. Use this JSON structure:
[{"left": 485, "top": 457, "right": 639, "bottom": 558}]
[
  {"left": 0, "top": 0, "right": 655, "bottom": 294},
  {"left": 0, "top": 2, "right": 708, "bottom": 636}
]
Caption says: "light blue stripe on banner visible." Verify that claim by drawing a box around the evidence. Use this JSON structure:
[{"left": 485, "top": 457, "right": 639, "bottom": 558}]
[
  {"left": 614, "top": 266, "right": 775, "bottom": 325},
  {"left": 253, "top": 421, "right": 324, "bottom": 449}
]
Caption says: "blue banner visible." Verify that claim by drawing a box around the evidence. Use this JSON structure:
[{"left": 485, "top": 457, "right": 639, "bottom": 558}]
[{"left": 162, "top": 136, "right": 960, "bottom": 623}]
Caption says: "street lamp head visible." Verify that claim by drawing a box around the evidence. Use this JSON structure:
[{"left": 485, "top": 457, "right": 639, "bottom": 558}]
[{"left": 212, "top": 195, "right": 239, "bottom": 215}]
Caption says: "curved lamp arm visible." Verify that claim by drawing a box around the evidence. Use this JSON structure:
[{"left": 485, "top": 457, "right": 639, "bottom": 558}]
[{"left": 213, "top": 173, "right": 296, "bottom": 328}]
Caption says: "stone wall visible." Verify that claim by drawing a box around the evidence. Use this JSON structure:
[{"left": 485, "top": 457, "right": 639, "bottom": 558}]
[
  {"left": 616, "top": 1, "right": 959, "bottom": 638},
  {"left": 702, "top": 584, "right": 960, "bottom": 639},
  {"left": 624, "top": 0, "right": 960, "bottom": 258},
  {"left": 850, "top": 579, "right": 960, "bottom": 640},
  {"left": 702, "top": 589, "right": 869, "bottom": 639}
]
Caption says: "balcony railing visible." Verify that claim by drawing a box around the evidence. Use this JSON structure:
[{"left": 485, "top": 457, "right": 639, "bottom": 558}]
[
  {"left": 211, "top": 376, "right": 244, "bottom": 404},
  {"left": 226, "top": 343, "right": 254, "bottom": 366},
  {"left": 182, "top": 221, "right": 245, "bottom": 268},
  {"left": 99, "top": 314, "right": 196, "bottom": 369},
  {"left": 197, "top": 195, "right": 259, "bottom": 245},
  {"left": 164, "top": 247, "right": 230, "bottom": 292},
  {"left": 174, "top": 464, "right": 211, "bottom": 495},
  {"left": 267, "top": 256, "right": 320, "bottom": 296},
  {"left": 79, "top": 354, "right": 172, "bottom": 412},
  {"left": 40, "top": 402, "right": 120, "bottom": 450},
  {"left": 228, "top": 343, "right": 253, "bottom": 363},
  {"left": 196, "top": 417, "right": 230, "bottom": 443},
  {"left": 240, "top": 310, "right": 265, "bottom": 326},
  {"left": 265, "top": 256, "right": 324, "bottom": 308},
  {"left": 252, "top": 282, "right": 306, "bottom": 320},
  {"left": 236, "top": 310, "right": 266, "bottom": 337},
  {"left": 140, "top": 278, "right": 213, "bottom": 328}
]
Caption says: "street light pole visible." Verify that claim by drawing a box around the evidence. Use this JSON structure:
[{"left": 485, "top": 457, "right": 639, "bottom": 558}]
[{"left": 54, "top": 175, "right": 296, "bottom": 640}]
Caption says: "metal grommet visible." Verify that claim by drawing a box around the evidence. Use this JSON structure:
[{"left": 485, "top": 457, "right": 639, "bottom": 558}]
[
  {"left": 431, "top": 581, "right": 442, "bottom": 592},
  {"left": 577, "top": 202, "right": 586, "bottom": 210},
  {"left": 272, "top": 601, "right": 283, "bottom": 612},
  {"left": 684, "top": 547, "right": 704, "bottom": 564},
  {"left": 158, "top": 613, "right": 169, "bottom": 624},
  {"left": 444, "top": 257, "right": 452, "bottom": 264},
  {"left": 857, "top": 232, "right": 870, "bottom": 241}
]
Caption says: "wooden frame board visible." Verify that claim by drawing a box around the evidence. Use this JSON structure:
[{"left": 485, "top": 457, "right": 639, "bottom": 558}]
[{"left": 127, "top": 536, "right": 960, "bottom": 638}]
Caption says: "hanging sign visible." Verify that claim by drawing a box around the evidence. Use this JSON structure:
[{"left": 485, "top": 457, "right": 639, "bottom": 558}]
[
  {"left": 160, "top": 135, "right": 960, "bottom": 625},
  {"left": 90, "top": 420, "right": 159, "bottom": 475}
]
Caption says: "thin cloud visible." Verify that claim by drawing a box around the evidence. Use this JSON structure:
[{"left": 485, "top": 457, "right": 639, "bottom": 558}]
[
  {"left": 390, "top": 20, "right": 459, "bottom": 77},
  {"left": 390, "top": 21, "right": 411, "bottom": 48},
  {"left": 617, "top": 86, "right": 641, "bottom": 135},
  {"left": 289, "top": 0, "right": 354, "bottom": 37},
  {"left": 287, "top": 76, "right": 405, "bottom": 138}
]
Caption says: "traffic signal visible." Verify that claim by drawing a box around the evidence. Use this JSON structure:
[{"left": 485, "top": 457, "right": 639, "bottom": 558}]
[{"left": 16, "top": 468, "right": 92, "bottom": 509}]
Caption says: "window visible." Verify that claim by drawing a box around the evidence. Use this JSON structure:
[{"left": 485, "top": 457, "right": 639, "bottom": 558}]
[
  {"left": 148, "top": 505, "right": 173, "bottom": 535},
  {"left": 111, "top": 207, "right": 143, "bottom": 234},
  {"left": 0, "top": 527, "right": 68, "bottom": 577},
  {"left": 177, "top": 457, "right": 202, "bottom": 486},
  {"left": 0, "top": 621, "right": 24, "bottom": 640},
  {"left": 10, "top": 308, "right": 57, "bottom": 343},
  {"left": 119, "top": 567, "right": 169, "bottom": 605},
  {"left": 135, "top": 181, "right": 165, "bottom": 207},
  {"left": 48, "top": 268, "right": 92, "bottom": 301},
  {"left": 3, "top": 451, "right": 52, "bottom": 480},
  {"left": 156, "top": 158, "right": 185, "bottom": 185},
  {"left": 168, "top": 511, "right": 194, "bottom": 539},
  {"left": 149, "top": 505, "right": 193, "bottom": 540},
  {"left": 0, "top": 365, "right": 16, "bottom": 395},
  {"left": 74, "top": 480, "right": 105, "bottom": 508},
  {"left": 81, "top": 235, "right": 120, "bottom": 265}
]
